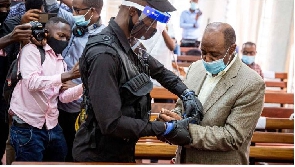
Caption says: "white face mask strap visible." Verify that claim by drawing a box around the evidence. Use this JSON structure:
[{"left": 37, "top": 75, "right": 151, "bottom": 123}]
[
  {"left": 122, "top": 0, "right": 145, "bottom": 11},
  {"left": 84, "top": 8, "right": 91, "bottom": 16},
  {"left": 224, "top": 48, "right": 236, "bottom": 66}
]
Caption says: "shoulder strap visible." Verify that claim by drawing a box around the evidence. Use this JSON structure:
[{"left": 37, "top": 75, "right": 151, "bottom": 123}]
[{"left": 36, "top": 46, "right": 45, "bottom": 65}]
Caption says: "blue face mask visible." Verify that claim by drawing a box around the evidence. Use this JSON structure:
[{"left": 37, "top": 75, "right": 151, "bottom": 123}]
[
  {"left": 242, "top": 55, "right": 255, "bottom": 65},
  {"left": 73, "top": 9, "right": 92, "bottom": 26},
  {"left": 202, "top": 47, "right": 232, "bottom": 75},
  {"left": 190, "top": 2, "right": 198, "bottom": 10}
]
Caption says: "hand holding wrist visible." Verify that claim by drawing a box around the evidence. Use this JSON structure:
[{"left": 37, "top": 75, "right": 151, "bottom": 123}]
[{"left": 61, "top": 71, "right": 73, "bottom": 82}]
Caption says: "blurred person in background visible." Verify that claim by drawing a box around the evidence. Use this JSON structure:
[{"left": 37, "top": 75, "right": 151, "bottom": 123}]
[
  {"left": 241, "top": 41, "right": 263, "bottom": 78},
  {"left": 179, "top": 0, "right": 202, "bottom": 48}
]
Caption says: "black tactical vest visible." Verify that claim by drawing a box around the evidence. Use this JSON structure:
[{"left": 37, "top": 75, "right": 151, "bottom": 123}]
[{"left": 78, "top": 31, "right": 153, "bottom": 162}]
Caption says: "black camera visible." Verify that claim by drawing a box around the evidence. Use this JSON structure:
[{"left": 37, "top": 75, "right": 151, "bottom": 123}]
[{"left": 30, "top": 21, "right": 47, "bottom": 41}]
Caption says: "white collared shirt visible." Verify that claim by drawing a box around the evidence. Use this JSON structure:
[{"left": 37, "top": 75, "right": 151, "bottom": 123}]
[{"left": 198, "top": 54, "right": 237, "bottom": 105}]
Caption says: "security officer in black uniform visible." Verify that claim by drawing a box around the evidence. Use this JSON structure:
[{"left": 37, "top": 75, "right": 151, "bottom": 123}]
[{"left": 73, "top": 0, "right": 203, "bottom": 163}]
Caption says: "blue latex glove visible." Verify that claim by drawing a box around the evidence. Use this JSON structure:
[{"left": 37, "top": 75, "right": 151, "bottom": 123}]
[
  {"left": 161, "top": 118, "right": 193, "bottom": 146},
  {"left": 163, "top": 122, "right": 174, "bottom": 135}
]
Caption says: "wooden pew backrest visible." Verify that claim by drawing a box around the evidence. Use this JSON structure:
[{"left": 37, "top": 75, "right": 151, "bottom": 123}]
[
  {"left": 151, "top": 88, "right": 294, "bottom": 105},
  {"left": 265, "top": 81, "right": 287, "bottom": 89},
  {"left": 275, "top": 72, "right": 288, "bottom": 81},
  {"left": 177, "top": 55, "right": 201, "bottom": 62},
  {"left": 180, "top": 47, "right": 198, "bottom": 55},
  {"left": 261, "top": 107, "right": 294, "bottom": 118},
  {"left": 264, "top": 92, "right": 294, "bottom": 105},
  {"left": 150, "top": 87, "right": 178, "bottom": 100},
  {"left": 250, "top": 117, "right": 294, "bottom": 163}
]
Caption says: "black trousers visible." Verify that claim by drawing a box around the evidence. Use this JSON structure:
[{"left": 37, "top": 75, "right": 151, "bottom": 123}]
[{"left": 58, "top": 109, "right": 79, "bottom": 162}]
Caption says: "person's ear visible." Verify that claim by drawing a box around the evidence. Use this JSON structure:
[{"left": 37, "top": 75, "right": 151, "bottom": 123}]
[
  {"left": 90, "top": 7, "right": 96, "bottom": 14},
  {"left": 230, "top": 44, "right": 237, "bottom": 54},
  {"left": 129, "top": 7, "right": 137, "bottom": 17}
]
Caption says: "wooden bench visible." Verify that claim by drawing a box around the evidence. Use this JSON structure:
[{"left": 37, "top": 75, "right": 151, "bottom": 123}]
[
  {"left": 250, "top": 118, "right": 294, "bottom": 164},
  {"left": 175, "top": 62, "right": 191, "bottom": 68},
  {"left": 175, "top": 55, "right": 201, "bottom": 67},
  {"left": 180, "top": 47, "right": 198, "bottom": 55},
  {"left": 265, "top": 81, "right": 287, "bottom": 89},
  {"left": 150, "top": 87, "right": 178, "bottom": 100},
  {"left": 274, "top": 72, "right": 288, "bottom": 81},
  {"left": 151, "top": 87, "right": 294, "bottom": 104},
  {"left": 11, "top": 162, "right": 138, "bottom": 165},
  {"left": 261, "top": 107, "right": 293, "bottom": 118},
  {"left": 264, "top": 72, "right": 288, "bottom": 92},
  {"left": 177, "top": 55, "right": 201, "bottom": 62},
  {"left": 264, "top": 92, "right": 294, "bottom": 108}
]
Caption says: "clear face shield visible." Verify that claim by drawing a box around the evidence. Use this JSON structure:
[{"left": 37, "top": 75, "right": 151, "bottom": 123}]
[
  {"left": 130, "top": 6, "right": 171, "bottom": 40},
  {"left": 122, "top": 0, "right": 171, "bottom": 60}
]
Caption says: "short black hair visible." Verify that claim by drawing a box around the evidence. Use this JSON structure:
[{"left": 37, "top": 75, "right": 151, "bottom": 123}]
[
  {"left": 45, "top": 17, "right": 70, "bottom": 29},
  {"left": 242, "top": 41, "right": 256, "bottom": 49},
  {"left": 205, "top": 22, "right": 236, "bottom": 49},
  {"left": 25, "top": 0, "right": 43, "bottom": 11},
  {"left": 83, "top": 0, "right": 103, "bottom": 11},
  {"left": 223, "top": 27, "right": 236, "bottom": 48}
]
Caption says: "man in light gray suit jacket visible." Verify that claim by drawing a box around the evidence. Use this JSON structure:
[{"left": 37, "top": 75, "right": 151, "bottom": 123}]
[{"left": 159, "top": 22, "right": 265, "bottom": 164}]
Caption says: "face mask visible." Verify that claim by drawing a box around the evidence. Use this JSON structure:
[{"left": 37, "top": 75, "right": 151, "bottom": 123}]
[
  {"left": 190, "top": 2, "right": 198, "bottom": 10},
  {"left": 202, "top": 47, "right": 232, "bottom": 75},
  {"left": 0, "top": 12, "right": 8, "bottom": 23},
  {"left": 73, "top": 9, "right": 92, "bottom": 26},
  {"left": 130, "top": 19, "right": 157, "bottom": 40},
  {"left": 242, "top": 55, "right": 255, "bottom": 65},
  {"left": 47, "top": 37, "right": 69, "bottom": 54}
]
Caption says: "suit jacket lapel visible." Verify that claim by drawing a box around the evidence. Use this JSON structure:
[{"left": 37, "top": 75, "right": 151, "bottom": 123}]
[
  {"left": 184, "top": 64, "right": 207, "bottom": 95},
  {"left": 202, "top": 58, "right": 242, "bottom": 114}
]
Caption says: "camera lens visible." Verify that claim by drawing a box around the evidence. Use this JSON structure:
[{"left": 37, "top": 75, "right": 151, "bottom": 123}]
[
  {"left": 30, "top": 21, "right": 45, "bottom": 41},
  {"left": 36, "top": 33, "right": 45, "bottom": 41}
]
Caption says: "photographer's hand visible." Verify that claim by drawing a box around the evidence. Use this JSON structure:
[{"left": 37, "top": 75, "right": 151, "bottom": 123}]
[
  {"left": 11, "top": 23, "right": 32, "bottom": 41},
  {"left": 0, "top": 23, "right": 32, "bottom": 49},
  {"left": 21, "top": 9, "right": 41, "bottom": 24},
  {"left": 30, "top": 33, "right": 48, "bottom": 47}
]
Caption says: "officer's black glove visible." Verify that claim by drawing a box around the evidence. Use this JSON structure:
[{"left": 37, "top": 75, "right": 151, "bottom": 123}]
[
  {"left": 181, "top": 89, "right": 204, "bottom": 124},
  {"left": 161, "top": 118, "right": 193, "bottom": 146}
]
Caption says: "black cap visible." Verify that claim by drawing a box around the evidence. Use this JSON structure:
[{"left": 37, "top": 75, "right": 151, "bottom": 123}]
[{"left": 146, "top": 0, "right": 176, "bottom": 12}]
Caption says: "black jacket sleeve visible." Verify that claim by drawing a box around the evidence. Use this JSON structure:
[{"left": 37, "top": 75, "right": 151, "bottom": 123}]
[
  {"left": 87, "top": 52, "right": 166, "bottom": 140},
  {"left": 148, "top": 55, "right": 187, "bottom": 98}
]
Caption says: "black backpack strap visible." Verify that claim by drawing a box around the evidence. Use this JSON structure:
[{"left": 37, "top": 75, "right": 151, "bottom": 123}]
[{"left": 36, "top": 46, "right": 45, "bottom": 65}]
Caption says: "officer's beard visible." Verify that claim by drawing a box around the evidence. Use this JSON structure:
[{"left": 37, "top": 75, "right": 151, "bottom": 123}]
[{"left": 128, "top": 16, "right": 134, "bottom": 33}]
